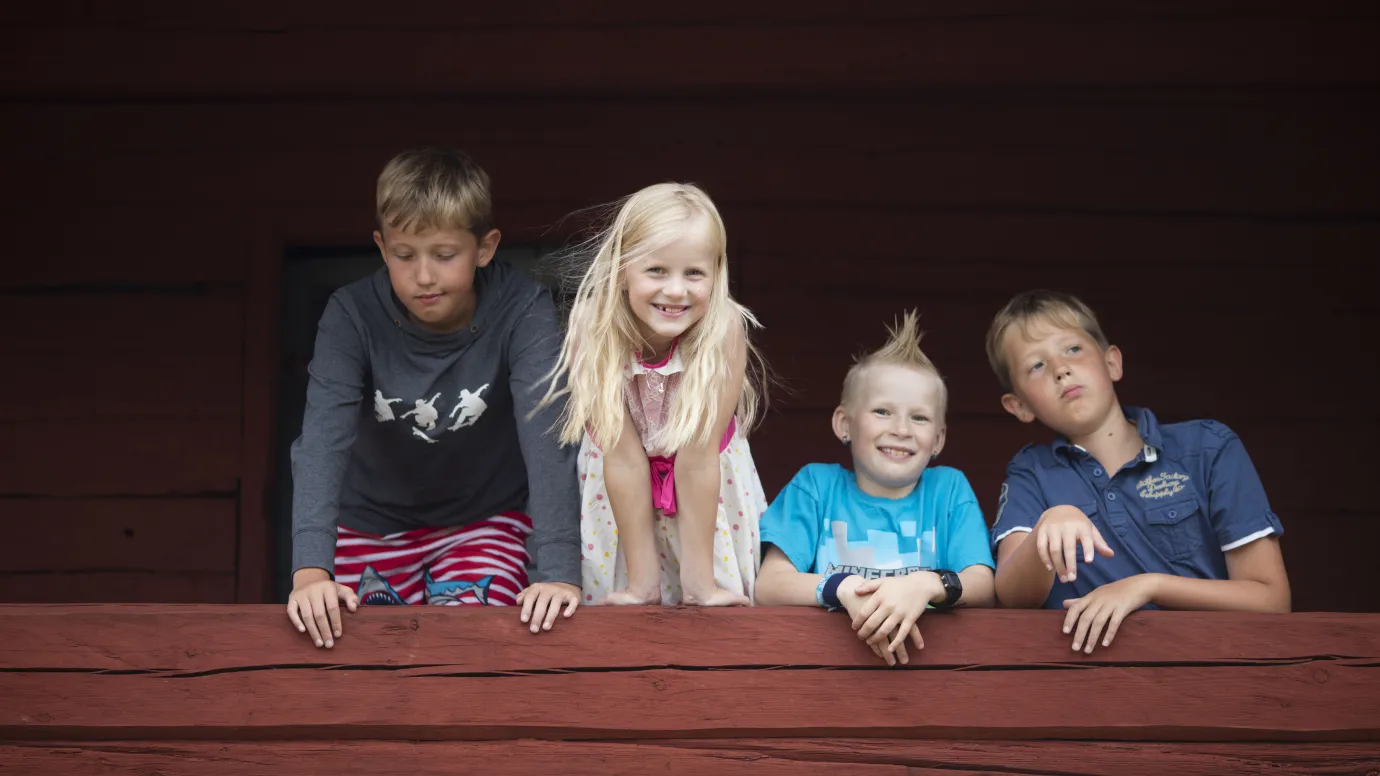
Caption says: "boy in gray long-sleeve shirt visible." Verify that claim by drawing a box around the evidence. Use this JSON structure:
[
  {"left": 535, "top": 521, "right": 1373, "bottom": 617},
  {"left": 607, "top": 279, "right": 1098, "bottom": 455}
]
[{"left": 286, "top": 148, "right": 582, "bottom": 649}]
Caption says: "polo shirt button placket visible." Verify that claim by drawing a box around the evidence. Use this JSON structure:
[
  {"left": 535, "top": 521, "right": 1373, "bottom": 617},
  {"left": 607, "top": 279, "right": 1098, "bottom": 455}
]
[{"left": 1103, "top": 488, "right": 1129, "bottom": 535}]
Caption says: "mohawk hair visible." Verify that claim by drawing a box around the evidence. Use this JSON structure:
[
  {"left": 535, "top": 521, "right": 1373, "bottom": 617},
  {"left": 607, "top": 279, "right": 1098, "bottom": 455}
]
[{"left": 840, "top": 309, "right": 948, "bottom": 417}]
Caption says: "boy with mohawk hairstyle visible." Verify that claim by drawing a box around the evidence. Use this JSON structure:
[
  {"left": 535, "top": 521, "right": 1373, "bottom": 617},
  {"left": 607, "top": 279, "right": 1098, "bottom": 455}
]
[
  {"left": 987, "top": 290, "right": 1290, "bottom": 654},
  {"left": 757, "top": 311, "right": 994, "bottom": 666},
  {"left": 286, "top": 148, "right": 582, "bottom": 649}
]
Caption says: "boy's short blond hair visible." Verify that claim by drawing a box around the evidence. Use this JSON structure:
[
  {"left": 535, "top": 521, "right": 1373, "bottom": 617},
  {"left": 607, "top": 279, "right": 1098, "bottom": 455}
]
[
  {"left": 986, "top": 290, "right": 1110, "bottom": 391},
  {"left": 376, "top": 147, "right": 493, "bottom": 237},
  {"left": 841, "top": 309, "right": 948, "bottom": 419}
]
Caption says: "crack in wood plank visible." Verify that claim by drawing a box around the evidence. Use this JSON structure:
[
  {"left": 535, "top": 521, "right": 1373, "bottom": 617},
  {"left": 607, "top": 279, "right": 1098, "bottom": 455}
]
[{"left": 0, "top": 654, "right": 1365, "bottom": 678}]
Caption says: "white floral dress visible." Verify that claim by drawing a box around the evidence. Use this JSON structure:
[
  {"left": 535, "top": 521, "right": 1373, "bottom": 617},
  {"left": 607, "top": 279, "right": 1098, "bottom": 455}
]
[{"left": 578, "top": 344, "right": 765, "bottom": 605}]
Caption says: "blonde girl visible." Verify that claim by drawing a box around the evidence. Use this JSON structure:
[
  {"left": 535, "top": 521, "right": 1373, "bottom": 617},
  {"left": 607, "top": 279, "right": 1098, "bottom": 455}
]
[{"left": 539, "top": 183, "right": 768, "bottom": 606}]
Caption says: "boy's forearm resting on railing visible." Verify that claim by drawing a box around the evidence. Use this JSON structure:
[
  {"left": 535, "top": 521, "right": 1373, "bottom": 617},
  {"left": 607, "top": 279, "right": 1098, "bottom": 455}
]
[
  {"left": 954, "top": 565, "right": 997, "bottom": 608},
  {"left": 997, "top": 528, "right": 1290, "bottom": 613},
  {"left": 755, "top": 546, "right": 835, "bottom": 606},
  {"left": 1142, "top": 537, "right": 1291, "bottom": 613},
  {"left": 1128, "top": 572, "right": 1291, "bottom": 613},
  {"left": 757, "top": 546, "right": 994, "bottom": 610}
]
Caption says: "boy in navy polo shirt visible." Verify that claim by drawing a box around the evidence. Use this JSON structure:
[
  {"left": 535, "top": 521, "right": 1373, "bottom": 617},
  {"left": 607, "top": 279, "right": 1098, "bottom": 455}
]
[{"left": 986, "top": 290, "right": 1290, "bottom": 653}]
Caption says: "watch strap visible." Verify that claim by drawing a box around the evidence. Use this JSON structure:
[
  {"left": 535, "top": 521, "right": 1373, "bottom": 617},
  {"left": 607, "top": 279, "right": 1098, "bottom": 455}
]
[{"left": 931, "top": 569, "right": 962, "bottom": 609}]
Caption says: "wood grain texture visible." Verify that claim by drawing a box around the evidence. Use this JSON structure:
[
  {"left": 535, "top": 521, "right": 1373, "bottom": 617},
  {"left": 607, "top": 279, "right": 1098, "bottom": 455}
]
[
  {"left": 1, "top": 606, "right": 1375, "bottom": 772},
  {"left": 3, "top": 663, "right": 1377, "bottom": 741},
  {"left": 1, "top": 606, "right": 1376, "bottom": 672},
  {"left": 0, "top": 741, "right": 909, "bottom": 776},
  {"left": 670, "top": 739, "right": 1380, "bottom": 775},
  {"left": 3, "top": 740, "right": 1377, "bottom": 776}
]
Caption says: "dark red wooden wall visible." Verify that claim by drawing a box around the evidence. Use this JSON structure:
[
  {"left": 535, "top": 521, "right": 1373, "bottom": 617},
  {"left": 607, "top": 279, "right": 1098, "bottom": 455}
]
[{"left": 1, "top": 2, "right": 1375, "bottom": 610}]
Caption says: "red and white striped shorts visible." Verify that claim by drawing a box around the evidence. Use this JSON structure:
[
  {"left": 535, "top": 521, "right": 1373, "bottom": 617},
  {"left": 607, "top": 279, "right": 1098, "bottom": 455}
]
[{"left": 333, "top": 512, "right": 531, "bottom": 606}]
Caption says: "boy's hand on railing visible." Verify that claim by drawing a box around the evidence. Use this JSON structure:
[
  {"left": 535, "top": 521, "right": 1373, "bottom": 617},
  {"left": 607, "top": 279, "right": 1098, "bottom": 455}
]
[
  {"left": 517, "top": 582, "right": 582, "bottom": 634},
  {"left": 837, "top": 577, "right": 899, "bottom": 664},
  {"left": 287, "top": 568, "right": 359, "bottom": 649},
  {"left": 847, "top": 573, "right": 944, "bottom": 666},
  {"left": 1060, "top": 574, "right": 1155, "bottom": 654},
  {"left": 1034, "top": 505, "right": 1115, "bottom": 583}
]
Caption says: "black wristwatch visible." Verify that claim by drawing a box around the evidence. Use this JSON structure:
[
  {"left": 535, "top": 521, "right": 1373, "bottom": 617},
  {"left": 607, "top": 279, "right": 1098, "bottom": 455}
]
[{"left": 931, "top": 569, "right": 962, "bottom": 610}]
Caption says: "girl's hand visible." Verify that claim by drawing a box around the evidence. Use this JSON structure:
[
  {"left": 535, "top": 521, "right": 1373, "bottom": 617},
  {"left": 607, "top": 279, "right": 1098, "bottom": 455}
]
[
  {"left": 516, "top": 582, "right": 582, "bottom": 633},
  {"left": 287, "top": 568, "right": 359, "bottom": 649},
  {"left": 682, "top": 586, "right": 751, "bottom": 607},
  {"left": 602, "top": 588, "right": 663, "bottom": 606}
]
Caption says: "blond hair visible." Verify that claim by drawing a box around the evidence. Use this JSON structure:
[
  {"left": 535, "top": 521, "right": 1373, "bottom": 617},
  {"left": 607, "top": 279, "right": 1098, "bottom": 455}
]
[
  {"left": 376, "top": 147, "right": 493, "bottom": 236},
  {"left": 538, "top": 183, "right": 766, "bottom": 452},
  {"left": 986, "top": 290, "right": 1110, "bottom": 391},
  {"left": 841, "top": 309, "right": 948, "bottom": 418}
]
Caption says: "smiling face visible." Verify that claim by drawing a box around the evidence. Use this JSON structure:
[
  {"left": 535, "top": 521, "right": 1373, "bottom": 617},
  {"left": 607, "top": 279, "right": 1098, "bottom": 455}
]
[
  {"left": 999, "top": 316, "right": 1124, "bottom": 438},
  {"left": 374, "top": 224, "right": 499, "bottom": 334},
  {"left": 622, "top": 214, "right": 716, "bottom": 359},
  {"left": 833, "top": 363, "right": 947, "bottom": 500}
]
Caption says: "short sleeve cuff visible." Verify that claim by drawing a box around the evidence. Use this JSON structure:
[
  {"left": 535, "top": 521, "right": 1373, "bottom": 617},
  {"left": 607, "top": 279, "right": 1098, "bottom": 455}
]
[
  {"left": 1221, "top": 525, "right": 1277, "bottom": 552},
  {"left": 760, "top": 536, "right": 813, "bottom": 574},
  {"left": 1219, "top": 510, "right": 1284, "bottom": 552},
  {"left": 992, "top": 525, "right": 1033, "bottom": 547}
]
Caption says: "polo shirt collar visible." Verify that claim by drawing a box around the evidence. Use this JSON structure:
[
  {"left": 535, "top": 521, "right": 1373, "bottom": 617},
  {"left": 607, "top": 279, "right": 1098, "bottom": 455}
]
[{"left": 1053, "top": 405, "right": 1162, "bottom": 465}]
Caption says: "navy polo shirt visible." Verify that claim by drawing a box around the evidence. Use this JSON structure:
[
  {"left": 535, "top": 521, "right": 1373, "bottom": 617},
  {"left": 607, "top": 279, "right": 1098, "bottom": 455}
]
[{"left": 990, "top": 406, "right": 1284, "bottom": 609}]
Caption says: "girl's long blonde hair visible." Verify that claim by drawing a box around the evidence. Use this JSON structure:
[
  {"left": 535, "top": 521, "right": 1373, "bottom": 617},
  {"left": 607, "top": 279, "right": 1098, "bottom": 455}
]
[{"left": 537, "top": 183, "right": 767, "bottom": 452}]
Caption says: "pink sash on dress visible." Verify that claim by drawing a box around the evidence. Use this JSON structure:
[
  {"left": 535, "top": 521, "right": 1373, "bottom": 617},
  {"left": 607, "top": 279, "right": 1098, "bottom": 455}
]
[{"left": 647, "top": 417, "right": 737, "bottom": 517}]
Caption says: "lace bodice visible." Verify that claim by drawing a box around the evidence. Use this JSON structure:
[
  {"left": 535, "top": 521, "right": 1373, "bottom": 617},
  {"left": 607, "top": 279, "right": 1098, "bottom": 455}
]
[{"left": 625, "top": 343, "right": 684, "bottom": 456}]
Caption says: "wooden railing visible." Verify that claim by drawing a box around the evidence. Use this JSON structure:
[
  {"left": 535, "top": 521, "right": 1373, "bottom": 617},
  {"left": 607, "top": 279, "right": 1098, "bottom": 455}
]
[{"left": 2, "top": 605, "right": 1378, "bottom": 774}]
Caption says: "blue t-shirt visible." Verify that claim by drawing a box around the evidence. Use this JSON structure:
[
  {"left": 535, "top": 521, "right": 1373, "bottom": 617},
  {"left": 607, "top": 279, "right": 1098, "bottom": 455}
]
[
  {"left": 989, "top": 406, "right": 1285, "bottom": 609},
  {"left": 760, "top": 464, "right": 995, "bottom": 578}
]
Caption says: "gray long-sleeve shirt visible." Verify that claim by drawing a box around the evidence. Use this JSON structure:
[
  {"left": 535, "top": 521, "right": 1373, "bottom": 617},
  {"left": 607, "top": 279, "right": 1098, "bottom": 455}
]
[{"left": 289, "top": 260, "right": 581, "bottom": 585}]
